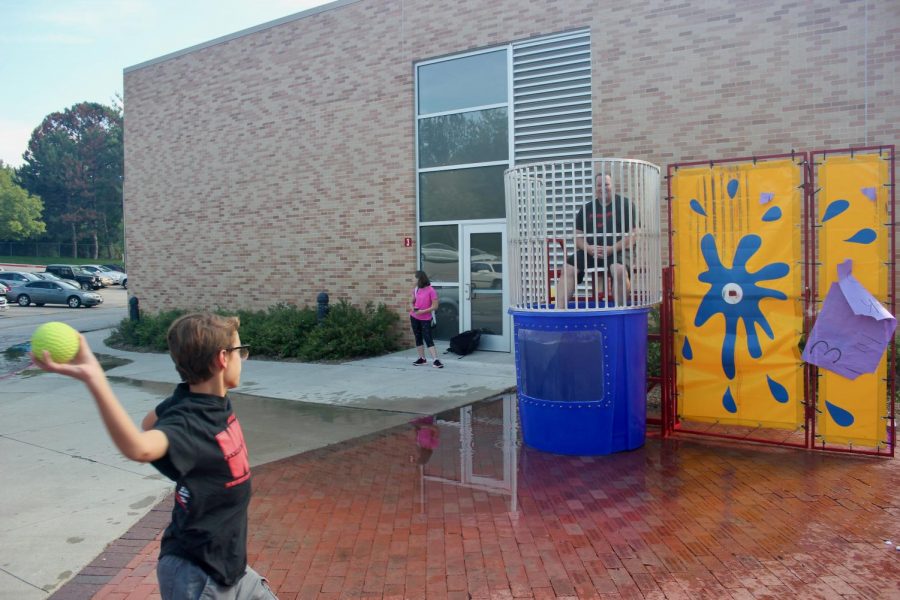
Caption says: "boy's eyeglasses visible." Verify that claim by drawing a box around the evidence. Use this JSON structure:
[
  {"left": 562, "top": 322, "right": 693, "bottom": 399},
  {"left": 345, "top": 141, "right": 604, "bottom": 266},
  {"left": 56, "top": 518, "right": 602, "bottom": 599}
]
[{"left": 225, "top": 345, "right": 250, "bottom": 360}]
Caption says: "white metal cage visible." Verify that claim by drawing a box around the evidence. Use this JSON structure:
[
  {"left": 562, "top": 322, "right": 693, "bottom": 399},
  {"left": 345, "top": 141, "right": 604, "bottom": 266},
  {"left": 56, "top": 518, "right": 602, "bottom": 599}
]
[{"left": 504, "top": 158, "right": 662, "bottom": 311}]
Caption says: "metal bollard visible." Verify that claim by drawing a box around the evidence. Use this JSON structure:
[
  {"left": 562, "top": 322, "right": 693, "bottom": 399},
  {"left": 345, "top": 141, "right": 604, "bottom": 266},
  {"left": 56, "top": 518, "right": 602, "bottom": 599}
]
[
  {"left": 316, "top": 292, "right": 329, "bottom": 323},
  {"left": 128, "top": 296, "right": 140, "bottom": 321}
]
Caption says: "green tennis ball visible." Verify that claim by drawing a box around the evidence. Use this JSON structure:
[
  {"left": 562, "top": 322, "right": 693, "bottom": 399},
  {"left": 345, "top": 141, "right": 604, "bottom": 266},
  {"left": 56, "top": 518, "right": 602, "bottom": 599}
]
[{"left": 31, "top": 322, "right": 81, "bottom": 364}]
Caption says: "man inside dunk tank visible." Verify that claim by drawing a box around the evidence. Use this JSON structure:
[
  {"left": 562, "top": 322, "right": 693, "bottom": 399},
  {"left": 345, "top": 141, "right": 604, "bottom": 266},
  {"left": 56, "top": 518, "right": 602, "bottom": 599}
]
[{"left": 555, "top": 172, "right": 635, "bottom": 307}]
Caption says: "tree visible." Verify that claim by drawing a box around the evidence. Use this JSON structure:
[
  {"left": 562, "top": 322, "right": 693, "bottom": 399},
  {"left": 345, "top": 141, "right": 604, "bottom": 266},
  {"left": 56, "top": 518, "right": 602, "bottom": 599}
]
[
  {"left": 17, "top": 101, "right": 123, "bottom": 258},
  {"left": 0, "top": 164, "right": 45, "bottom": 240}
]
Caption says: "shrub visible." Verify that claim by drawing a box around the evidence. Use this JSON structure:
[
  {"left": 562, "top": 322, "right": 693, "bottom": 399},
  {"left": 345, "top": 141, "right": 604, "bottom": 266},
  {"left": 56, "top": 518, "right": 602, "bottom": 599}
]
[
  {"left": 226, "top": 304, "right": 318, "bottom": 358},
  {"left": 647, "top": 305, "right": 661, "bottom": 378},
  {"left": 300, "top": 300, "right": 400, "bottom": 360},
  {"left": 107, "top": 301, "right": 400, "bottom": 361},
  {"left": 107, "top": 308, "right": 188, "bottom": 352}
]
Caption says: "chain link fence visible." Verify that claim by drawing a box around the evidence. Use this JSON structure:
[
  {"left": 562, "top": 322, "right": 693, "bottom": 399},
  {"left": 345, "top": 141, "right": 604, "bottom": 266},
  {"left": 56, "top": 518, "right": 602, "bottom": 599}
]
[{"left": 0, "top": 240, "right": 124, "bottom": 260}]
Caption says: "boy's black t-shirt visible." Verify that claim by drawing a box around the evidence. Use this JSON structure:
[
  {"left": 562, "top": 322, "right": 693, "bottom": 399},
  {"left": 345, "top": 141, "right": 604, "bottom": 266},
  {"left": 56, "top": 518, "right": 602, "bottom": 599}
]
[
  {"left": 151, "top": 383, "right": 252, "bottom": 586},
  {"left": 574, "top": 195, "right": 632, "bottom": 246}
]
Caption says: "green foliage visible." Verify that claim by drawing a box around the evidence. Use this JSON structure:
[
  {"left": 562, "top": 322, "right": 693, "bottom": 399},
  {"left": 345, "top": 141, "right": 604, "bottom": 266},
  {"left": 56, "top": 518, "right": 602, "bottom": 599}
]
[
  {"left": 647, "top": 306, "right": 661, "bottom": 378},
  {"left": 0, "top": 255, "right": 119, "bottom": 266},
  {"left": 108, "top": 302, "right": 401, "bottom": 361},
  {"left": 17, "top": 101, "right": 123, "bottom": 259},
  {"left": 0, "top": 165, "right": 45, "bottom": 239},
  {"left": 107, "top": 309, "right": 188, "bottom": 352},
  {"left": 227, "top": 304, "right": 318, "bottom": 358},
  {"left": 301, "top": 300, "right": 400, "bottom": 360}
]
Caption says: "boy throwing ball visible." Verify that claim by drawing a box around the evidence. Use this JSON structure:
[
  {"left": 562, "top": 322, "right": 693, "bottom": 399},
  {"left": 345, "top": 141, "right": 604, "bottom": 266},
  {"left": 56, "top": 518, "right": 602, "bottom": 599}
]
[{"left": 33, "top": 313, "right": 277, "bottom": 599}]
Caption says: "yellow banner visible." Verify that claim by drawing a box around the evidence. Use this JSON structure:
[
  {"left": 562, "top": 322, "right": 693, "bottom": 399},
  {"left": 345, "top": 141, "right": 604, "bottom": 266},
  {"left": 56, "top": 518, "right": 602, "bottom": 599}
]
[
  {"left": 815, "top": 153, "right": 890, "bottom": 448},
  {"left": 672, "top": 160, "right": 804, "bottom": 429}
]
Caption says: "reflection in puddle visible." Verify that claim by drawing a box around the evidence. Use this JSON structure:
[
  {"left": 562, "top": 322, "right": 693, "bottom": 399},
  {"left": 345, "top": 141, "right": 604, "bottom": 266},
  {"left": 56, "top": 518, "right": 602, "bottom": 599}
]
[{"left": 421, "top": 394, "right": 518, "bottom": 513}]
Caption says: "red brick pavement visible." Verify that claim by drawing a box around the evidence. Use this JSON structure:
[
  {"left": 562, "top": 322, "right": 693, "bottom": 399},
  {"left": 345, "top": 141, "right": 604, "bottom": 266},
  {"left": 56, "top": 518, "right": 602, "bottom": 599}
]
[{"left": 52, "top": 400, "right": 900, "bottom": 599}]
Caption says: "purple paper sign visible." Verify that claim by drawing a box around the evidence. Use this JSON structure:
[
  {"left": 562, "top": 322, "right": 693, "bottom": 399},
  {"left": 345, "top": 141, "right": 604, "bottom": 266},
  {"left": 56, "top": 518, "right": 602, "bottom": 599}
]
[
  {"left": 759, "top": 192, "right": 774, "bottom": 205},
  {"left": 861, "top": 187, "right": 877, "bottom": 202},
  {"left": 802, "top": 259, "right": 897, "bottom": 379}
]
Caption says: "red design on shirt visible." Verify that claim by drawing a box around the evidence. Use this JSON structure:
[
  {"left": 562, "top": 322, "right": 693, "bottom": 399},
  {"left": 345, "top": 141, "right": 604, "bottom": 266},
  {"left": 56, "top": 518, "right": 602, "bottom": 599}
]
[{"left": 215, "top": 415, "right": 251, "bottom": 488}]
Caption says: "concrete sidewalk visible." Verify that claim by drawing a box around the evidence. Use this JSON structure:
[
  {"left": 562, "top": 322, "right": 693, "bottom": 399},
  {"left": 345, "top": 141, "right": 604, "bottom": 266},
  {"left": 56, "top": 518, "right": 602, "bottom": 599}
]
[{"left": 84, "top": 330, "right": 517, "bottom": 415}]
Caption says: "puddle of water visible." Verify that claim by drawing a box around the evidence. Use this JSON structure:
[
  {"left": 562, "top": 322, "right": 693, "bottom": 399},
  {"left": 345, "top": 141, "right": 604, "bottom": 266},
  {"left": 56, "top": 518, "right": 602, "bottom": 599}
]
[
  {"left": 1, "top": 348, "right": 132, "bottom": 379},
  {"left": 1, "top": 343, "right": 32, "bottom": 376}
]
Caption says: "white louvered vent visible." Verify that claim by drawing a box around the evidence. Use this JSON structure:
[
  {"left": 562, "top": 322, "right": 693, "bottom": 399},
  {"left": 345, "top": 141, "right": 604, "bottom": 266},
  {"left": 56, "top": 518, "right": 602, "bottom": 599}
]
[
  {"left": 512, "top": 30, "right": 592, "bottom": 291},
  {"left": 512, "top": 29, "right": 592, "bottom": 165}
]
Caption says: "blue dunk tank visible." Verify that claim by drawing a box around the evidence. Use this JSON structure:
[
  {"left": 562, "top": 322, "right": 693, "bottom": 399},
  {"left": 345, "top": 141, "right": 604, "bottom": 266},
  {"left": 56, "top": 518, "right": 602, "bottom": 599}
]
[{"left": 504, "top": 159, "right": 662, "bottom": 455}]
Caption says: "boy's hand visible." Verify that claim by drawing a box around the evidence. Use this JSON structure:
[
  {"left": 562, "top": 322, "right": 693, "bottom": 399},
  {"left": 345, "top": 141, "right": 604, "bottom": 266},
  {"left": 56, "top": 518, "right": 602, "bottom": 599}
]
[{"left": 31, "top": 334, "right": 104, "bottom": 383}]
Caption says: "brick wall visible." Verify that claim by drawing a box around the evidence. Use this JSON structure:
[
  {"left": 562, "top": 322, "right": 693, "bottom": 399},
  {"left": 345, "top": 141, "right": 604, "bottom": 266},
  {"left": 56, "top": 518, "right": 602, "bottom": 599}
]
[{"left": 124, "top": 0, "right": 898, "bottom": 334}]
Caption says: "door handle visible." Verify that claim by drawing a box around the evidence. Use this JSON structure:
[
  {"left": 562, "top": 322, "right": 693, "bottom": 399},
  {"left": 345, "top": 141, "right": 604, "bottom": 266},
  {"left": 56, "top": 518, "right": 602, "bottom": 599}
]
[{"left": 464, "top": 283, "right": 471, "bottom": 300}]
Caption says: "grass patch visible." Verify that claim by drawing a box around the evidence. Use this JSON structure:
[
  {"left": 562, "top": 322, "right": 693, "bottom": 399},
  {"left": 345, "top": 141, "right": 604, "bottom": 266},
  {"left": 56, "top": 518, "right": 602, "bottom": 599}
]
[{"left": 0, "top": 255, "right": 124, "bottom": 267}]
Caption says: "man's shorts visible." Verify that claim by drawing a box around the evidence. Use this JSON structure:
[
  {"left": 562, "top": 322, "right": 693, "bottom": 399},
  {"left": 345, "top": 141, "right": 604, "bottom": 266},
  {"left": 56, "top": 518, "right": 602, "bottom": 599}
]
[{"left": 566, "top": 250, "right": 631, "bottom": 284}]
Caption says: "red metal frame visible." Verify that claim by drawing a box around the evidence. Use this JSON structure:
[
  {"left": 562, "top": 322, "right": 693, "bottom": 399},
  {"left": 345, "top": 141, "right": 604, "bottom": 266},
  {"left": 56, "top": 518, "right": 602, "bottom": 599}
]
[{"left": 808, "top": 145, "right": 896, "bottom": 457}]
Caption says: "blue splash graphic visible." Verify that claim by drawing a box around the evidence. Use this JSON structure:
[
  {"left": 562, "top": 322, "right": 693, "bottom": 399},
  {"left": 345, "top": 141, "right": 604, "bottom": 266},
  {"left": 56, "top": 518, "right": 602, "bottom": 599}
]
[
  {"left": 822, "top": 200, "right": 849, "bottom": 223},
  {"left": 690, "top": 199, "right": 707, "bottom": 216},
  {"left": 825, "top": 401, "right": 854, "bottom": 427},
  {"left": 723, "top": 387, "right": 737, "bottom": 413},
  {"left": 727, "top": 179, "right": 739, "bottom": 199},
  {"left": 844, "top": 229, "right": 876, "bottom": 244},
  {"left": 759, "top": 192, "right": 774, "bottom": 205},
  {"left": 762, "top": 207, "right": 782, "bottom": 222},
  {"left": 694, "top": 234, "right": 789, "bottom": 379},
  {"left": 682, "top": 337, "right": 693, "bottom": 360},
  {"left": 766, "top": 375, "right": 789, "bottom": 404}
]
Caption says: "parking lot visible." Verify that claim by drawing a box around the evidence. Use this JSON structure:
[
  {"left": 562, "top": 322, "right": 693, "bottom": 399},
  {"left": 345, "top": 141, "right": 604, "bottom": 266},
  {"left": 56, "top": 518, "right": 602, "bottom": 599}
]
[{"left": 0, "top": 266, "right": 128, "bottom": 351}]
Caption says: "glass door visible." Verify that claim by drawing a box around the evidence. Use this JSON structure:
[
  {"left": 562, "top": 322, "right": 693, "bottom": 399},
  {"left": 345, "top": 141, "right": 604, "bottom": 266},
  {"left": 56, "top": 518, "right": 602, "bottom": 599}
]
[{"left": 461, "top": 223, "right": 509, "bottom": 352}]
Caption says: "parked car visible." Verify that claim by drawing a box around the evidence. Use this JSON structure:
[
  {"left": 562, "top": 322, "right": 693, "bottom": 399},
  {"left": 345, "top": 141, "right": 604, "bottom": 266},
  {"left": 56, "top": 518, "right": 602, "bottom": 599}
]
[
  {"left": 87, "top": 264, "right": 127, "bottom": 288},
  {"left": 33, "top": 272, "right": 64, "bottom": 282},
  {"left": 102, "top": 264, "right": 126, "bottom": 273},
  {"left": 0, "top": 271, "right": 41, "bottom": 286},
  {"left": 43, "top": 264, "right": 102, "bottom": 290},
  {"left": 0, "top": 281, "right": 9, "bottom": 294},
  {"left": 0, "top": 293, "right": 7, "bottom": 313},
  {"left": 6, "top": 280, "right": 103, "bottom": 308},
  {"left": 78, "top": 265, "right": 115, "bottom": 287}
]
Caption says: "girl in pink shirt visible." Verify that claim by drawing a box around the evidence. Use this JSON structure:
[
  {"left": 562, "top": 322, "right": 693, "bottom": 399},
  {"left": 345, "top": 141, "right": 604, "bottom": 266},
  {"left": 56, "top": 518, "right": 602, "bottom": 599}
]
[{"left": 410, "top": 270, "right": 443, "bottom": 368}]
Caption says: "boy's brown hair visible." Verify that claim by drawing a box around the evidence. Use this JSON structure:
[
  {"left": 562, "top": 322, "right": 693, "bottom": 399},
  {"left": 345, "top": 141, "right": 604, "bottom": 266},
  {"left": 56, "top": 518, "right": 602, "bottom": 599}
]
[{"left": 167, "top": 313, "right": 240, "bottom": 384}]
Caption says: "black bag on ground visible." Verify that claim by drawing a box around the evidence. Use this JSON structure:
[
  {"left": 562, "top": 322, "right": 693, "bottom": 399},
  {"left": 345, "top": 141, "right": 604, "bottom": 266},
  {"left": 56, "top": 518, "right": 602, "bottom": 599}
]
[{"left": 447, "top": 329, "right": 481, "bottom": 357}]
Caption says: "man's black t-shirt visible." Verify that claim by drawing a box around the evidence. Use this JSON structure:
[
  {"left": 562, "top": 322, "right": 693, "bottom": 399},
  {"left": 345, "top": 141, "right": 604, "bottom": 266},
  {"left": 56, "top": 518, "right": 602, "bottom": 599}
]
[
  {"left": 574, "top": 194, "right": 632, "bottom": 246},
  {"left": 151, "top": 383, "right": 252, "bottom": 586}
]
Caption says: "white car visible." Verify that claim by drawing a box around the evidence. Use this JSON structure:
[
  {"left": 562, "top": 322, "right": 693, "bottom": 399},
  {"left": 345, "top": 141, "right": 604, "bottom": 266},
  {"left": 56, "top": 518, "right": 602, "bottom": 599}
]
[{"left": 81, "top": 265, "right": 121, "bottom": 286}]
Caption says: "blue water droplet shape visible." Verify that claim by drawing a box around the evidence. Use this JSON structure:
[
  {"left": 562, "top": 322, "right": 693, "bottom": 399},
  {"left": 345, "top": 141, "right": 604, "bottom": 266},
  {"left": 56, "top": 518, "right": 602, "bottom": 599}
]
[
  {"left": 844, "top": 228, "right": 876, "bottom": 244},
  {"left": 822, "top": 199, "right": 849, "bottom": 223},
  {"left": 825, "top": 400, "right": 854, "bottom": 427},
  {"left": 766, "top": 375, "right": 789, "bottom": 404},
  {"left": 762, "top": 207, "right": 782, "bottom": 222},
  {"left": 722, "top": 387, "right": 737, "bottom": 413},
  {"left": 727, "top": 179, "right": 739, "bottom": 199},
  {"left": 682, "top": 337, "right": 693, "bottom": 360},
  {"left": 690, "top": 199, "right": 707, "bottom": 216}
]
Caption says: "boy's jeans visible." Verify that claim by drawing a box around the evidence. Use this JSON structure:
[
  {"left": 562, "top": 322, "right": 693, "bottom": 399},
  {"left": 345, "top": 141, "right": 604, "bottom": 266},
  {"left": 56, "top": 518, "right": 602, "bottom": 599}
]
[{"left": 158, "top": 554, "right": 277, "bottom": 599}]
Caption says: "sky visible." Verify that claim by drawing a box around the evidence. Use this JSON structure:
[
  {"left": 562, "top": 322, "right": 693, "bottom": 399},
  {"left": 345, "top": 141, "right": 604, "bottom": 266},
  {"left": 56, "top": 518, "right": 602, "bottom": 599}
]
[{"left": 0, "top": 0, "right": 332, "bottom": 168}]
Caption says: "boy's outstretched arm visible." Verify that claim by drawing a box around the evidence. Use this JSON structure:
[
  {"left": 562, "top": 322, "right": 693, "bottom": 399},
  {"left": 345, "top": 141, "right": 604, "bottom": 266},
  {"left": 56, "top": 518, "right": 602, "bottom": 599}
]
[{"left": 32, "top": 335, "right": 169, "bottom": 463}]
